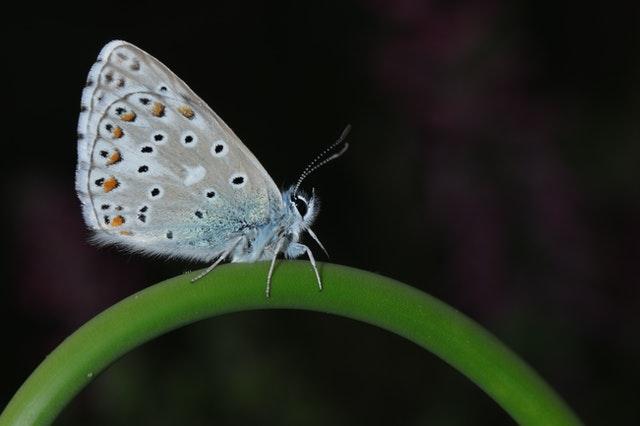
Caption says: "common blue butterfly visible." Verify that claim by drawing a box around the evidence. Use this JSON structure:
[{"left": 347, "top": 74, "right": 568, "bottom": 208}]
[{"left": 76, "top": 41, "right": 348, "bottom": 296}]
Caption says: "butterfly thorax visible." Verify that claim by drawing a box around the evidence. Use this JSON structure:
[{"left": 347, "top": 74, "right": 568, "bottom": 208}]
[{"left": 229, "top": 187, "right": 317, "bottom": 263}]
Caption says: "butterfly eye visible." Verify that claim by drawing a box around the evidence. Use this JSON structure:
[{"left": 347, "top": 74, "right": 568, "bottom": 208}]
[{"left": 293, "top": 196, "right": 308, "bottom": 218}]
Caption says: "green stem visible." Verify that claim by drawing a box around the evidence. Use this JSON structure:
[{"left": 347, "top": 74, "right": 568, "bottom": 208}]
[{"left": 1, "top": 262, "right": 581, "bottom": 425}]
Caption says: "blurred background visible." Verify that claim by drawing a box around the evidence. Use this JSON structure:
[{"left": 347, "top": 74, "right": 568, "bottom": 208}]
[{"left": 3, "top": 1, "right": 639, "bottom": 424}]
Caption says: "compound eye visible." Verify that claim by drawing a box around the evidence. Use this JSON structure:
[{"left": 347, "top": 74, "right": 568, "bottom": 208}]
[{"left": 293, "top": 196, "right": 308, "bottom": 218}]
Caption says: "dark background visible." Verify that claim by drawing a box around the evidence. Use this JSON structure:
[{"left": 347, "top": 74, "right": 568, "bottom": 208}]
[{"left": 3, "top": 1, "right": 639, "bottom": 424}]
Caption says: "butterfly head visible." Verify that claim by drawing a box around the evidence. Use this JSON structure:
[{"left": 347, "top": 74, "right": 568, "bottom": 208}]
[
  {"left": 280, "top": 186, "right": 326, "bottom": 257},
  {"left": 287, "top": 188, "right": 319, "bottom": 228}
]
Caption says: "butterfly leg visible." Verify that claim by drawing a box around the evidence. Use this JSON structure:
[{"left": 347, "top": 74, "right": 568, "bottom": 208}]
[
  {"left": 303, "top": 244, "right": 322, "bottom": 291},
  {"left": 191, "top": 238, "right": 242, "bottom": 283},
  {"left": 266, "top": 239, "right": 286, "bottom": 298},
  {"left": 287, "top": 242, "right": 322, "bottom": 291},
  {"left": 306, "top": 228, "right": 329, "bottom": 258},
  {"left": 190, "top": 255, "right": 226, "bottom": 283}
]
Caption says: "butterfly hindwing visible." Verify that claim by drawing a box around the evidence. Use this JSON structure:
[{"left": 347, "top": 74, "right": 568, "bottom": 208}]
[{"left": 76, "top": 41, "right": 282, "bottom": 261}]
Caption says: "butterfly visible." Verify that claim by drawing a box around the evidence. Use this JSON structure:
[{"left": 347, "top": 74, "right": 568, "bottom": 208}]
[{"left": 76, "top": 40, "right": 349, "bottom": 296}]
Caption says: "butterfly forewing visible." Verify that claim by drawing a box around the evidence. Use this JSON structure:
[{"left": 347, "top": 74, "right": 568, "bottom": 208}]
[{"left": 76, "top": 41, "right": 281, "bottom": 261}]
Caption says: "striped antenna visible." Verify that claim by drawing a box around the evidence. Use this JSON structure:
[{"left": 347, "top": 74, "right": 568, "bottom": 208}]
[{"left": 293, "top": 124, "right": 351, "bottom": 196}]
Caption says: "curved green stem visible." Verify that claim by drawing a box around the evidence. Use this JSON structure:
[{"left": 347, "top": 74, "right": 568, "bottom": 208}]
[{"left": 1, "top": 262, "right": 581, "bottom": 425}]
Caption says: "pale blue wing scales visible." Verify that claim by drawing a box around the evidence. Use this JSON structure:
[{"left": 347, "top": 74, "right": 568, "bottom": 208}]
[{"left": 76, "top": 41, "right": 282, "bottom": 261}]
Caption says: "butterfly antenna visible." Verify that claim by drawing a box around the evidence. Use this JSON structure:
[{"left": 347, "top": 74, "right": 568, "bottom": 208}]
[{"left": 293, "top": 124, "right": 351, "bottom": 195}]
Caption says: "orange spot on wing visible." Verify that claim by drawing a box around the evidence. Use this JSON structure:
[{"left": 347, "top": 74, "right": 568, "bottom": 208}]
[
  {"left": 151, "top": 102, "right": 165, "bottom": 117},
  {"left": 119, "top": 230, "right": 133, "bottom": 236},
  {"left": 112, "top": 126, "right": 124, "bottom": 138},
  {"left": 178, "top": 105, "right": 194, "bottom": 119},
  {"left": 121, "top": 111, "right": 136, "bottom": 122},
  {"left": 111, "top": 215, "right": 125, "bottom": 227},
  {"left": 106, "top": 149, "right": 121, "bottom": 166},
  {"left": 103, "top": 176, "right": 119, "bottom": 192}
]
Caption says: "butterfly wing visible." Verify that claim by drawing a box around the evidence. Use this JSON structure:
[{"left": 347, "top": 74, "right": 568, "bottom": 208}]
[{"left": 76, "top": 40, "right": 282, "bottom": 261}]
